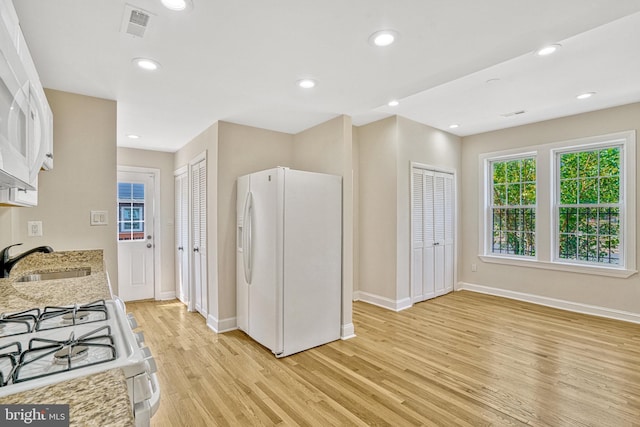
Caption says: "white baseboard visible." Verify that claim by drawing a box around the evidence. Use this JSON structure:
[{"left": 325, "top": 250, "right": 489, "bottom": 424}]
[
  {"left": 341, "top": 323, "right": 356, "bottom": 340},
  {"left": 458, "top": 282, "right": 640, "bottom": 324},
  {"left": 353, "top": 291, "right": 412, "bottom": 312},
  {"left": 158, "top": 291, "right": 176, "bottom": 301},
  {"left": 207, "top": 314, "right": 238, "bottom": 333}
]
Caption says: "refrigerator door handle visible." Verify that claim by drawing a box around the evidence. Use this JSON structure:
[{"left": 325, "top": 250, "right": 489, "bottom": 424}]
[{"left": 243, "top": 191, "right": 253, "bottom": 284}]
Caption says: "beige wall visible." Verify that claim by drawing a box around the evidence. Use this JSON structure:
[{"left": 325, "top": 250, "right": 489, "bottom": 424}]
[
  {"left": 217, "top": 121, "right": 293, "bottom": 322},
  {"left": 396, "top": 116, "right": 462, "bottom": 301},
  {"left": 173, "top": 122, "right": 219, "bottom": 319},
  {"left": 117, "top": 147, "right": 176, "bottom": 297},
  {"left": 460, "top": 103, "right": 640, "bottom": 314},
  {"left": 8, "top": 89, "right": 118, "bottom": 289},
  {"left": 357, "top": 116, "right": 399, "bottom": 300},
  {"left": 0, "top": 208, "right": 12, "bottom": 249},
  {"left": 357, "top": 116, "right": 462, "bottom": 305}
]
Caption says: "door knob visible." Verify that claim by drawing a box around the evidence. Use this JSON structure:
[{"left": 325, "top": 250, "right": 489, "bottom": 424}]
[
  {"left": 146, "top": 243, "right": 152, "bottom": 248},
  {"left": 194, "top": 247, "right": 199, "bottom": 253}
]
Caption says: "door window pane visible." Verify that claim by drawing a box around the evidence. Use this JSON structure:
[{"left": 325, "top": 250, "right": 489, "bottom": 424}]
[{"left": 118, "top": 182, "right": 145, "bottom": 241}]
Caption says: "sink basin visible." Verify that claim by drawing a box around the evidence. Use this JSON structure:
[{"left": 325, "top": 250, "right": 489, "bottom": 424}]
[{"left": 15, "top": 267, "right": 91, "bottom": 282}]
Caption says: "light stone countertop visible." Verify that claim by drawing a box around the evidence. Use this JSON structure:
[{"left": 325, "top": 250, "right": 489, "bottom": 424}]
[{"left": 0, "top": 250, "right": 135, "bottom": 426}]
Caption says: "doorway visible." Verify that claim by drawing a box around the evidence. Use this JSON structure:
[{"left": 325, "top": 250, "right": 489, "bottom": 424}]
[{"left": 117, "top": 167, "right": 160, "bottom": 301}]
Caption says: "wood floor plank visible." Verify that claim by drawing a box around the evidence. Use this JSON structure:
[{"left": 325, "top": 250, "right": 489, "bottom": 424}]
[{"left": 126, "top": 291, "right": 640, "bottom": 426}]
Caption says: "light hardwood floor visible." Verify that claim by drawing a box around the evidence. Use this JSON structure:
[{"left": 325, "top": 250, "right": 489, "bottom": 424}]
[{"left": 127, "top": 291, "right": 640, "bottom": 426}]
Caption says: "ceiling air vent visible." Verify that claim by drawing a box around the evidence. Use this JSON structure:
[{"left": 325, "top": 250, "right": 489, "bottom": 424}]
[{"left": 121, "top": 4, "right": 154, "bottom": 38}]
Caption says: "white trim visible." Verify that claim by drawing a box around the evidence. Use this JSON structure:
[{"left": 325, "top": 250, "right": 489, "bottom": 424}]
[
  {"left": 158, "top": 291, "right": 176, "bottom": 300},
  {"left": 353, "top": 290, "right": 412, "bottom": 312},
  {"left": 458, "top": 281, "right": 640, "bottom": 324},
  {"left": 116, "top": 165, "right": 162, "bottom": 301},
  {"left": 206, "top": 314, "right": 237, "bottom": 333},
  {"left": 340, "top": 323, "right": 356, "bottom": 340},
  {"left": 479, "top": 255, "right": 637, "bottom": 278},
  {"left": 173, "top": 165, "right": 187, "bottom": 176}
]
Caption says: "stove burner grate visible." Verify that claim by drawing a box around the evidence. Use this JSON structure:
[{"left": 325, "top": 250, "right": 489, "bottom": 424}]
[
  {"left": 0, "top": 308, "right": 40, "bottom": 337},
  {"left": 36, "top": 300, "right": 108, "bottom": 331},
  {"left": 0, "top": 342, "right": 21, "bottom": 387},
  {"left": 12, "top": 325, "right": 116, "bottom": 384}
]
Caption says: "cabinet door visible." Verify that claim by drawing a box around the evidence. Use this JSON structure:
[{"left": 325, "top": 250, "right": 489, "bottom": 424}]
[{"left": 0, "top": 175, "right": 37, "bottom": 206}]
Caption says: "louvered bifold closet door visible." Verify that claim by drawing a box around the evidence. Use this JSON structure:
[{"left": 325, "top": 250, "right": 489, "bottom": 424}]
[
  {"left": 411, "top": 169, "right": 426, "bottom": 302},
  {"left": 190, "top": 159, "right": 207, "bottom": 316},
  {"left": 175, "top": 172, "right": 189, "bottom": 304},
  {"left": 411, "top": 167, "right": 455, "bottom": 303},
  {"left": 442, "top": 174, "right": 455, "bottom": 294}
]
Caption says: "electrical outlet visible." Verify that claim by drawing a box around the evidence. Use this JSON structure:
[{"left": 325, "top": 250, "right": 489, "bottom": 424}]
[
  {"left": 471, "top": 263, "right": 477, "bottom": 272},
  {"left": 28, "top": 221, "right": 43, "bottom": 237}
]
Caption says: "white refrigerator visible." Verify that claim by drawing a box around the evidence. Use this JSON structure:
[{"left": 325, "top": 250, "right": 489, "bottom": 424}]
[{"left": 236, "top": 167, "right": 342, "bottom": 357}]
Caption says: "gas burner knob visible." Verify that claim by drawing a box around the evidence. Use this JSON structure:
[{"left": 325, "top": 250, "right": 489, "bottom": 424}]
[
  {"left": 145, "top": 357, "right": 158, "bottom": 374},
  {"left": 132, "top": 373, "right": 152, "bottom": 402},
  {"left": 134, "top": 331, "right": 145, "bottom": 346},
  {"left": 127, "top": 313, "right": 138, "bottom": 329}
]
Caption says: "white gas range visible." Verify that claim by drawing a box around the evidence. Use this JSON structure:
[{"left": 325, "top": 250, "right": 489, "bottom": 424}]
[{"left": 0, "top": 298, "right": 160, "bottom": 426}]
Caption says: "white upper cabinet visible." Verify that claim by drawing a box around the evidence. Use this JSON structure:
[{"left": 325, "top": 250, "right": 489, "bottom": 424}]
[{"left": 0, "top": 0, "right": 53, "bottom": 205}]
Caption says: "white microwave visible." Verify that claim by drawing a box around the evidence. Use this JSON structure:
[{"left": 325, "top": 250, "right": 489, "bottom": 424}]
[{"left": 0, "top": 14, "right": 35, "bottom": 190}]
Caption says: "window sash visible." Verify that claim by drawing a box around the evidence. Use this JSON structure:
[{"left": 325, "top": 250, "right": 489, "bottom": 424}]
[
  {"left": 554, "top": 144, "right": 623, "bottom": 266},
  {"left": 488, "top": 156, "right": 537, "bottom": 258}
]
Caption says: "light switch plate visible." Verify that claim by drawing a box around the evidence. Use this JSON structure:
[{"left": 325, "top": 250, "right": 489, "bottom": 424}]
[
  {"left": 27, "top": 221, "right": 43, "bottom": 237},
  {"left": 90, "top": 210, "right": 108, "bottom": 226}
]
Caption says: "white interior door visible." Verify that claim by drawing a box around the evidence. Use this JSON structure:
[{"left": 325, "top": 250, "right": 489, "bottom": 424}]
[
  {"left": 175, "top": 168, "right": 189, "bottom": 305},
  {"left": 190, "top": 157, "right": 207, "bottom": 316},
  {"left": 411, "top": 167, "right": 455, "bottom": 303},
  {"left": 117, "top": 170, "right": 155, "bottom": 301}
]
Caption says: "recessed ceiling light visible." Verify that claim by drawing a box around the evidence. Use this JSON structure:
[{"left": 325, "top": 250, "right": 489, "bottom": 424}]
[
  {"left": 449, "top": 124, "right": 459, "bottom": 129},
  {"left": 297, "top": 79, "right": 316, "bottom": 89},
  {"left": 133, "top": 58, "right": 161, "bottom": 71},
  {"left": 368, "top": 30, "right": 398, "bottom": 47},
  {"left": 576, "top": 92, "right": 595, "bottom": 100},
  {"left": 161, "top": 0, "right": 193, "bottom": 11},
  {"left": 388, "top": 100, "right": 399, "bottom": 107},
  {"left": 536, "top": 44, "right": 561, "bottom": 56},
  {"left": 127, "top": 134, "right": 140, "bottom": 139}
]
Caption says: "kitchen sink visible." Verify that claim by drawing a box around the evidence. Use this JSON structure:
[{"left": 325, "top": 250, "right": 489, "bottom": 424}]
[{"left": 15, "top": 267, "right": 91, "bottom": 282}]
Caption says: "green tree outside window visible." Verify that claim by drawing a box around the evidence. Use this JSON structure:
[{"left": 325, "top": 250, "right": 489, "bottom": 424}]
[{"left": 558, "top": 146, "right": 621, "bottom": 264}]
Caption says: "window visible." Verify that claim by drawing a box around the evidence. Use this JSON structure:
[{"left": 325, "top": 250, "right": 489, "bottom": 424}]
[
  {"left": 556, "top": 146, "right": 621, "bottom": 264},
  {"left": 490, "top": 157, "right": 536, "bottom": 256},
  {"left": 479, "top": 130, "right": 635, "bottom": 277},
  {"left": 118, "top": 182, "right": 145, "bottom": 241}
]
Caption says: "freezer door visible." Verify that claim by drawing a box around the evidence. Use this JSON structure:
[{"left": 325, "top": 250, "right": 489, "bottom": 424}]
[
  {"left": 236, "top": 175, "right": 249, "bottom": 333},
  {"left": 246, "top": 168, "right": 280, "bottom": 352}
]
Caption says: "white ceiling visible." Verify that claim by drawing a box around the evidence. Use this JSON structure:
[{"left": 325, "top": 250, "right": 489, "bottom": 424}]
[{"left": 12, "top": 0, "right": 640, "bottom": 152}]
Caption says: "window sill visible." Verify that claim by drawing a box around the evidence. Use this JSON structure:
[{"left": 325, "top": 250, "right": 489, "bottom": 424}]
[{"left": 478, "top": 255, "right": 637, "bottom": 278}]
